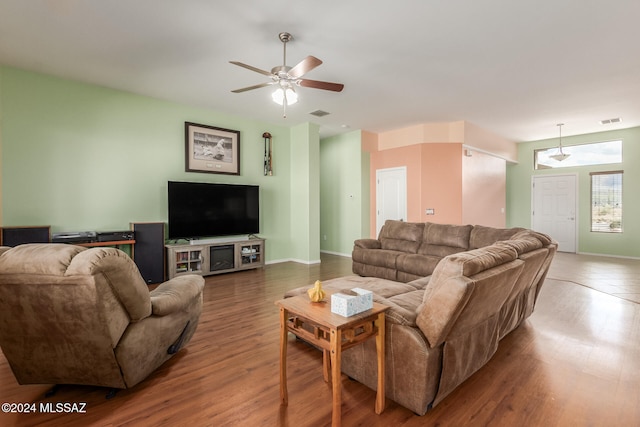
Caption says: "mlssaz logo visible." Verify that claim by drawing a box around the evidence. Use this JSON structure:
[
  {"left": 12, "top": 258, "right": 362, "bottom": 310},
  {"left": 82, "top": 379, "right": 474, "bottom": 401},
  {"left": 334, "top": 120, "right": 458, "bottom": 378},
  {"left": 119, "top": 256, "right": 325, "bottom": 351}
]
[{"left": 39, "top": 402, "right": 87, "bottom": 413}]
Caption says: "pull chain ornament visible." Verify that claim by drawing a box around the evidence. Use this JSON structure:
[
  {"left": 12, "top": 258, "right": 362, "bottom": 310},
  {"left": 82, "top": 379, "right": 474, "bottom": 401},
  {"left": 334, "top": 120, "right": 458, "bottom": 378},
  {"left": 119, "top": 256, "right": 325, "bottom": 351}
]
[{"left": 262, "top": 132, "right": 273, "bottom": 176}]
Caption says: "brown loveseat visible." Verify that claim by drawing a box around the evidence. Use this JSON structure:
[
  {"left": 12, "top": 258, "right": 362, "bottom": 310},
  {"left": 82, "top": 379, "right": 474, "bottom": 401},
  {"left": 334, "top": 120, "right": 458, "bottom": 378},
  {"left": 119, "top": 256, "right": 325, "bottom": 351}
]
[
  {"left": 0, "top": 243, "right": 204, "bottom": 392},
  {"left": 286, "top": 220, "right": 556, "bottom": 415}
]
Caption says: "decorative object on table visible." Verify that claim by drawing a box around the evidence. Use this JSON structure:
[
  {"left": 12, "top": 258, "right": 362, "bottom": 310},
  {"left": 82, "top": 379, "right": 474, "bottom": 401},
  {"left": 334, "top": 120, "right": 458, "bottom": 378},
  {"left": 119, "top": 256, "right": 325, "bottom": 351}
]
[
  {"left": 262, "top": 132, "right": 273, "bottom": 176},
  {"left": 230, "top": 32, "right": 344, "bottom": 118},
  {"left": 331, "top": 288, "right": 373, "bottom": 317},
  {"left": 185, "top": 122, "right": 240, "bottom": 175},
  {"left": 307, "top": 279, "right": 325, "bottom": 302}
]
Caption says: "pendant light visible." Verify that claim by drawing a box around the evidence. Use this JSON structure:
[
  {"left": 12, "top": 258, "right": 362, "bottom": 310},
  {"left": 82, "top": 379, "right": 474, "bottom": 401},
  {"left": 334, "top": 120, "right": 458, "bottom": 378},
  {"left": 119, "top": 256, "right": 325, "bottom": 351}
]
[{"left": 549, "top": 123, "right": 570, "bottom": 161}]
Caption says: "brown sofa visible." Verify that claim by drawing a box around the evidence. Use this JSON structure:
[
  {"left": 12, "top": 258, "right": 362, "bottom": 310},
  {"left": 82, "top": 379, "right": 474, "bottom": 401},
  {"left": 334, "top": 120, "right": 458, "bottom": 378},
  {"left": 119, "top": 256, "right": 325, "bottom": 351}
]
[
  {"left": 0, "top": 244, "right": 204, "bottom": 392},
  {"left": 286, "top": 220, "right": 556, "bottom": 415}
]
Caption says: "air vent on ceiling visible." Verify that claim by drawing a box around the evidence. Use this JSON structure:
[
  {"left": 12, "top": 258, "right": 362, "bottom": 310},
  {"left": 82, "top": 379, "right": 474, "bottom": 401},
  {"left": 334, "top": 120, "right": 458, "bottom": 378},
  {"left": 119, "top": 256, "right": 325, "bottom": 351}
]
[
  {"left": 309, "top": 110, "right": 330, "bottom": 117},
  {"left": 600, "top": 117, "right": 622, "bottom": 125}
]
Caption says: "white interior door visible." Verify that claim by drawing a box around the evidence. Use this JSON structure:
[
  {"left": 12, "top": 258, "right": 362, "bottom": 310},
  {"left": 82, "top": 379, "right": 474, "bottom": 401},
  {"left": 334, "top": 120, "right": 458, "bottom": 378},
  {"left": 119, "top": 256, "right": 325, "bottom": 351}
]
[
  {"left": 376, "top": 167, "right": 407, "bottom": 237},
  {"left": 532, "top": 174, "right": 577, "bottom": 252}
]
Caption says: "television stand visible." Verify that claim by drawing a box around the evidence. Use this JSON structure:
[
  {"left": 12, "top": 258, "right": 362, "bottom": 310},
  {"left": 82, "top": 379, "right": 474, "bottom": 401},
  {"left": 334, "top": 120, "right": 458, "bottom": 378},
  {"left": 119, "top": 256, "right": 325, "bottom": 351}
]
[{"left": 166, "top": 237, "right": 265, "bottom": 279}]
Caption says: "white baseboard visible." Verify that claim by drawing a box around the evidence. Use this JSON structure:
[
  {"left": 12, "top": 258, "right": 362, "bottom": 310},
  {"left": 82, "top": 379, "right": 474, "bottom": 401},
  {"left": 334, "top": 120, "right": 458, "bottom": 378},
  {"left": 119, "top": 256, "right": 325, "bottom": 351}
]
[
  {"left": 264, "top": 251, "right": 351, "bottom": 266},
  {"left": 266, "top": 258, "right": 321, "bottom": 265},
  {"left": 320, "top": 250, "right": 352, "bottom": 258},
  {"left": 576, "top": 251, "right": 640, "bottom": 260}
]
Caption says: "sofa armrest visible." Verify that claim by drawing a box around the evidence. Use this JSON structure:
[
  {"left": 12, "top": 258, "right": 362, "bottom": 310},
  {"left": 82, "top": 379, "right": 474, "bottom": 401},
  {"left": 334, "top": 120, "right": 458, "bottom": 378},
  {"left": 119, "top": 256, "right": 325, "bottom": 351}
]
[
  {"left": 354, "top": 239, "right": 381, "bottom": 250},
  {"left": 416, "top": 277, "right": 473, "bottom": 347},
  {"left": 150, "top": 275, "right": 205, "bottom": 316}
]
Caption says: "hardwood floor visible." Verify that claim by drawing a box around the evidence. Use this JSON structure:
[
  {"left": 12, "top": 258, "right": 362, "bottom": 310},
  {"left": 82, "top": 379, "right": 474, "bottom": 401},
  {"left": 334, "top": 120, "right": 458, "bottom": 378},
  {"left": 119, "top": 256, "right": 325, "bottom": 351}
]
[{"left": 1, "top": 253, "right": 639, "bottom": 426}]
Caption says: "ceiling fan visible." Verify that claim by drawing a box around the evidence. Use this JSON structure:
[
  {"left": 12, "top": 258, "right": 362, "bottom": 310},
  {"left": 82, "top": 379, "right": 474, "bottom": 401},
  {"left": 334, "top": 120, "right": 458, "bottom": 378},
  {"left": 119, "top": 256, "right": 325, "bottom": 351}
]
[{"left": 230, "top": 32, "right": 344, "bottom": 117}]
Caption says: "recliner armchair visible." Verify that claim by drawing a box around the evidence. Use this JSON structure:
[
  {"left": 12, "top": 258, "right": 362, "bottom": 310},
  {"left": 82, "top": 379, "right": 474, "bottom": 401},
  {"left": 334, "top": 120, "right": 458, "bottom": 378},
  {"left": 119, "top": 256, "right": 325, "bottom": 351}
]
[{"left": 0, "top": 243, "right": 204, "bottom": 391}]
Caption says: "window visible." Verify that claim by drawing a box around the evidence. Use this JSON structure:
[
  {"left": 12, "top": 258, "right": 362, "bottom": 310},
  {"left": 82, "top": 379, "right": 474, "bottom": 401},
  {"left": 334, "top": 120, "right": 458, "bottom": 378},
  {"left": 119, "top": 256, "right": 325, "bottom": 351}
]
[
  {"left": 591, "top": 171, "right": 623, "bottom": 233},
  {"left": 534, "top": 140, "right": 622, "bottom": 170}
]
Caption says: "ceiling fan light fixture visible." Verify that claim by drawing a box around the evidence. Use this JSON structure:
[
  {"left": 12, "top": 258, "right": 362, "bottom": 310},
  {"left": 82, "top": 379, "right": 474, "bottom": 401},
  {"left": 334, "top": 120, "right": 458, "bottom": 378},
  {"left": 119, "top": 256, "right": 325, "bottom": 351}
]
[
  {"left": 272, "top": 87, "right": 298, "bottom": 105},
  {"left": 230, "top": 31, "right": 342, "bottom": 118}
]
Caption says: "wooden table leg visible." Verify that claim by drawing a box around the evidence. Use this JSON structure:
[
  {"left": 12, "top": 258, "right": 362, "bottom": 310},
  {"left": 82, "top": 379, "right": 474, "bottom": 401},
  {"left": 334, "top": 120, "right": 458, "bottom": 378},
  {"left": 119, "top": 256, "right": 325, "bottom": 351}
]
[
  {"left": 279, "top": 307, "right": 288, "bottom": 406},
  {"left": 375, "top": 313, "right": 386, "bottom": 414},
  {"left": 330, "top": 328, "right": 342, "bottom": 427},
  {"left": 323, "top": 349, "right": 331, "bottom": 383}
]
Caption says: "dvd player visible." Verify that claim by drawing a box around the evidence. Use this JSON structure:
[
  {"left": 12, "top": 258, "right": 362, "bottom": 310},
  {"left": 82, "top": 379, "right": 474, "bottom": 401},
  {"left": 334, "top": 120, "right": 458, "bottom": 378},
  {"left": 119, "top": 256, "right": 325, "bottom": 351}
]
[{"left": 96, "top": 231, "right": 135, "bottom": 242}]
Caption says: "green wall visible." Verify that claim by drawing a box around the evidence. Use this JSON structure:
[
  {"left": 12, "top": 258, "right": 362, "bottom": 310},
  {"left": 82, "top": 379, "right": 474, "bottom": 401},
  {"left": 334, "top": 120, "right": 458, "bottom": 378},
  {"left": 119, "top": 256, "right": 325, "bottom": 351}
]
[
  {"left": 320, "top": 130, "right": 369, "bottom": 256},
  {"left": 289, "top": 122, "right": 321, "bottom": 263},
  {"left": 0, "top": 66, "right": 304, "bottom": 262},
  {"left": 507, "top": 126, "right": 640, "bottom": 257}
]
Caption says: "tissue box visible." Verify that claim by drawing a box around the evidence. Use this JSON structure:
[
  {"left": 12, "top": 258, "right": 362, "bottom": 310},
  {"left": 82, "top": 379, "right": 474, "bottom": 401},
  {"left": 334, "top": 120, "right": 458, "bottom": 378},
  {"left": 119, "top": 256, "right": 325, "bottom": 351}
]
[{"left": 331, "top": 288, "right": 374, "bottom": 317}]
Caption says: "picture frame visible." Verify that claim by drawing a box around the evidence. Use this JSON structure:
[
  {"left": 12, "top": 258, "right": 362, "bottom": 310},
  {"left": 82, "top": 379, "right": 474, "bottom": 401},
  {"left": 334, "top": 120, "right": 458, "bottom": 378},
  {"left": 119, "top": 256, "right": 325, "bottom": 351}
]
[{"left": 185, "top": 122, "right": 240, "bottom": 175}]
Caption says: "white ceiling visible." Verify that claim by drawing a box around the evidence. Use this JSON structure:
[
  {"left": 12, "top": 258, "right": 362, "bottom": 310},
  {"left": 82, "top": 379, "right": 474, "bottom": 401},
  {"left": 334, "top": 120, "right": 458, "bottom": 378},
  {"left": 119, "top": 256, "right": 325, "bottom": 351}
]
[{"left": 1, "top": 0, "right": 639, "bottom": 142}]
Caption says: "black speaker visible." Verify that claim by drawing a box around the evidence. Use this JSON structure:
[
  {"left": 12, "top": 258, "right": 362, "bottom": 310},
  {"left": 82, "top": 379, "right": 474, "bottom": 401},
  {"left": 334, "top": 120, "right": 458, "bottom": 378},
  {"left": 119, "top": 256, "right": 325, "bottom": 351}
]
[
  {"left": 1, "top": 226, "right": 51, "bottom": 247},
  {"left": 131, "top": 222, "right": 165, "bottom": 285}
]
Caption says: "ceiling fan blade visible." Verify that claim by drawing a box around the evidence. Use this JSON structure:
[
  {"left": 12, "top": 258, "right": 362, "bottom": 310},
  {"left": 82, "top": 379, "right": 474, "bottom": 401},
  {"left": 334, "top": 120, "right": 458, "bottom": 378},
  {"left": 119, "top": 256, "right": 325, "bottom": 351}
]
[
  {"left": 298, "top": 78, "right": 344, "bottom": 92},
  {"left": 288, "top": 56, "right": 323, "bottom": 78},
  {"left": 229, "top": 61, "right": 273, "bottom": 77},
  {"left": 231, "top": 82, "right": 274, "bottom": 93}
]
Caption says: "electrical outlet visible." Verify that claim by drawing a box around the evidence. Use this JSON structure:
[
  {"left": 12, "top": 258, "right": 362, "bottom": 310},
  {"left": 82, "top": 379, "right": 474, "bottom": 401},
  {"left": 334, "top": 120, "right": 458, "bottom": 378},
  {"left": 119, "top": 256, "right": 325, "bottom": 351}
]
[{"left": 425, "top": 208, "right": 435, "bottom": 215}]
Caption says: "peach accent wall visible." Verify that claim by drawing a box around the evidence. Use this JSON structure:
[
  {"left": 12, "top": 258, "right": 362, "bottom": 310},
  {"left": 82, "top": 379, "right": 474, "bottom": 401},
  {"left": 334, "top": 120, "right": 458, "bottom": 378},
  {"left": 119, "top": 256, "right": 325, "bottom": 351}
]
[
  {"left": 463, "top": 122, "right": 516, "bottom": 162},
  {"left": 421, "top": 144, "right": 463, "bottom": 225},
  {"left": 378, "top": 121, "right": 466, "bottom": 150},
  {"left": 377, "top": 121, "right": 516, "bottom": 161},
  {"left": 361, "top": 130, "right": 378, "bottom": 152},
  {"left": 369, "top": 143, "right": 464, "bottom": 236},
  {"left": 369, "top": 144, "right": 423, "bottom": 237},
  {"left": 462, "top": 149, "right": 506, "bottom": 227},
  {"left": 367, "top": 121, "right": 513, "bottom": 237}
]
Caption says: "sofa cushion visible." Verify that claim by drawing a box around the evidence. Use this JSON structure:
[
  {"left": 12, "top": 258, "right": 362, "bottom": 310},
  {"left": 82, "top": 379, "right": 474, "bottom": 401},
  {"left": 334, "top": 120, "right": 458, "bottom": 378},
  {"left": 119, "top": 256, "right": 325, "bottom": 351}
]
[
  {"left": 431, "top": 244, "right": 518, "bottom": 278},
  {"left": 499, "top": 235, "right": 543, "bottom": 255},
  {"left": 0, "top": 243, "right": 86, "bottom": 276},
  {"left": 511, "top": 229, "right": 553, "bottom": 246},
  {"left": 396, "top": 253, "right": 441, "bottom": 278},
  {"left": 323, "top": 276, "right": 418, "bottom": 299},
  {"left": 352, "top": 248, "right": 400, "bottom": 270},
  {"left": 415, "top": 244, "right": 518, "bottom": 347},
  {"left": 421, "top": 223, "right": 472, "bottom": 250},
  {"left": 150, "top": 275, "right": 205, "bottom": 316},
  {"left": 283, "top": 276, "right": 422, "bottom": 327},
  {"left": 469, "top": 225, "right": 524, "bottom": 249},
  {"left": 353, "top": 238, "right": 382, "bottom": 250},
  {"left": 322, "top": 277, "right": 422, "bottom": 327},
  {"left": 384, "top": 290, "right": 424, "bottom": 326},
  {"left": 67, "top": 247, "right": 152, "bottom": 321},
  {"left": 379, "top": 220, "right": 424, "bottom": 253},
  {"left": 416, "top": 275, "right": 474, "bottom": 348},
  {"left": 352, "top": 262, "right": 398, "bottom": 281},
  {"left": 406, "top": 276, "right": 431, "bottom": 290}
]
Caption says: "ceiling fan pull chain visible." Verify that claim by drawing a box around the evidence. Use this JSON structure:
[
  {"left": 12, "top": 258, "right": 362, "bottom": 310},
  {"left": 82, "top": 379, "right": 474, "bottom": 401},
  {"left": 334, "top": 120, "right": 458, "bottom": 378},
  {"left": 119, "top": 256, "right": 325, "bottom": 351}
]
[{"left": 283, "top": 95, "right": 287, "bottom": 118}]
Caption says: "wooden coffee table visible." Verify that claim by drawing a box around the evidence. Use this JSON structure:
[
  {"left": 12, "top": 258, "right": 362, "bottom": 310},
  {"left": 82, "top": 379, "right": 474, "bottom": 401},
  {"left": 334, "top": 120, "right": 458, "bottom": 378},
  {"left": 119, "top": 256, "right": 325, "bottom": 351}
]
[{"left": 275, "top": 292, "right": 389, "bottom": 427}]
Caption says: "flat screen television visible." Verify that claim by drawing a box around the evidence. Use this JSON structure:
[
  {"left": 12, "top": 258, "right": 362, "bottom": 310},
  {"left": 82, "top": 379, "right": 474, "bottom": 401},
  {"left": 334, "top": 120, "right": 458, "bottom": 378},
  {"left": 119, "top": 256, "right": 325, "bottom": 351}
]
[{"left": 168, "top": 181, "right": 259, "bottom": 240}]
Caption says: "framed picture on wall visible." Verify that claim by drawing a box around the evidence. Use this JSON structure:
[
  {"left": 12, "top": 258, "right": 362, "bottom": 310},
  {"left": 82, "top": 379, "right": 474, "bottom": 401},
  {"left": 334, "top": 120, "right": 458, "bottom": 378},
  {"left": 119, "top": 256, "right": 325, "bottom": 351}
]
[{"left": 185, "top": 122, "right": 240, "bottom": 175}]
